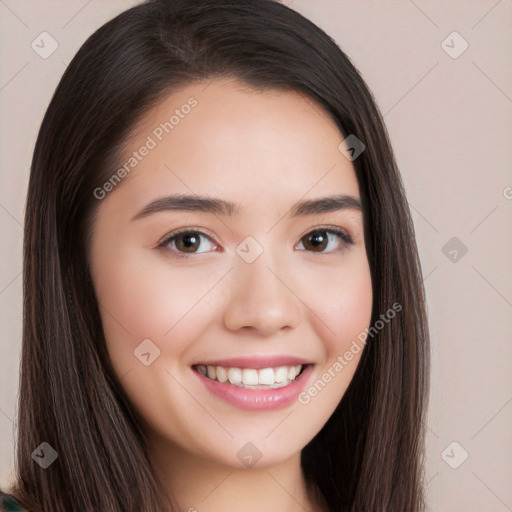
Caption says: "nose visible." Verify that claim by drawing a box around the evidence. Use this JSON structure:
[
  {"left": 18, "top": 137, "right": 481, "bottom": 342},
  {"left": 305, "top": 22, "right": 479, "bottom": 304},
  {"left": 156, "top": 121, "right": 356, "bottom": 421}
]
[{"left": 222, "top": 252, "right": 303, "bottom": 336}]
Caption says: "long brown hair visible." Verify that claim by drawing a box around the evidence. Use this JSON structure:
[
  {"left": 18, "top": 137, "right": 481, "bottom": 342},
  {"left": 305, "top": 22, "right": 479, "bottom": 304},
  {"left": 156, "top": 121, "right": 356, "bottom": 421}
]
[{"left": 12, "top": 1, "right": 430, "bottom": 510}]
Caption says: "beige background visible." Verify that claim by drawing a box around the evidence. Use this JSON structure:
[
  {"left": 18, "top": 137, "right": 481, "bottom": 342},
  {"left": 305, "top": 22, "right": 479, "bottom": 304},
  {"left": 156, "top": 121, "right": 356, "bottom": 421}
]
[{"left": 1, "top": 1, "right": 511, "bottom": 510}]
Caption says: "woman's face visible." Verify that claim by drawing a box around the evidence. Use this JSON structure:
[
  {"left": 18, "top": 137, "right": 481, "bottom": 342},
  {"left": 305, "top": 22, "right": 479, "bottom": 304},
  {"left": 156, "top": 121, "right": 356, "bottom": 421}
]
[{"left": 89, "top": 79, "right": 373, "bottom": 469}]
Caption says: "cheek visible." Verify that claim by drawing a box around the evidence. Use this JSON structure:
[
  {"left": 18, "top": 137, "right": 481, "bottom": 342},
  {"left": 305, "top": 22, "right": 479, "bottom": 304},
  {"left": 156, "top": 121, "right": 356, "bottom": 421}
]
[
  {"left": 304, "top": 254, "right": 373, "bottom": 355},
  {"left": 91, "top": 247, "right": 225, "bottom": 374},
  {"left": 254, "top": 255, "right": 373, "bottom": 451},
  {"left": 296, "top": 254, "right": 372, "bottom": 408}
]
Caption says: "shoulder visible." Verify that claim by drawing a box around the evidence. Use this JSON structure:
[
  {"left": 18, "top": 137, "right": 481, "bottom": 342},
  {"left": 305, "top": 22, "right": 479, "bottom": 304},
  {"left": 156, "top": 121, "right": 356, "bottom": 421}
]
[{"left": 0, "top": 488, "right": 30, "bottom": 511}]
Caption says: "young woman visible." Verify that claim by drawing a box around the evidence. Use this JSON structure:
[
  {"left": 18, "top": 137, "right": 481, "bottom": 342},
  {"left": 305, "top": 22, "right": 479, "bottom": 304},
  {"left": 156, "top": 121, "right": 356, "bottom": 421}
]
[{"left": 2, "top": 0, "right": 430, "bottom": 510}]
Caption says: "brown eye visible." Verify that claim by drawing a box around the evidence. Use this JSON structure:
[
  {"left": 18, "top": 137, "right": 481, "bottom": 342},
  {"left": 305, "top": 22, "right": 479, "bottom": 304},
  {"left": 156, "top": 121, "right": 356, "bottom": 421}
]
[
  {"left": 303, "top": 230, "right": 329, "bottom": 251},
  {"left": 298, "top": 228, "right": 353, "bottom": 253},
  {"left": 174, "top": 232, "right": 201, "bottom": 253},
  {"left": 158, "top": 229, "right": 217, "bottom": 258}
]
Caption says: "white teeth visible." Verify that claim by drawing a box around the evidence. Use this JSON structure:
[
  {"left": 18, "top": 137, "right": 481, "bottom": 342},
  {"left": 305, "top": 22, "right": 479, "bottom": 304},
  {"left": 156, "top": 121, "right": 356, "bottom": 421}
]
[
  {"left": 227, "top": 367, "right": 242, "bottom": 385},
  {"left": 274, "top": 367, "right": 289, "bottom": 383},
  {"left": 216, "top": 366, "right": 228, "bottom": 383},
  {"left": 258, "top": 368, "right": 274, "bottom": 385},
  {"left": 197, "top": 364, "right": 305, "bottom": 388},
  {"left": 242, "top": 369, "right": 259, "bottom": 386}
]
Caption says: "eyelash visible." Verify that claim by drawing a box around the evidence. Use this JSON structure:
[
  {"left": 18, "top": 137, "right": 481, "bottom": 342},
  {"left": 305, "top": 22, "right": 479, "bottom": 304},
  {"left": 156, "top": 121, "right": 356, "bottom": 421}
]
[{"left": 156, "top": 226, "right": 354, "bottom": 260}]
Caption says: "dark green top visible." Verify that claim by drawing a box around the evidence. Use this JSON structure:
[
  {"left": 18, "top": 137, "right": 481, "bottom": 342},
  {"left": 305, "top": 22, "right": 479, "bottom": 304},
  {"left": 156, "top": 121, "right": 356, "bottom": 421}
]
[{"left": 0, "top": 489, "right": 29, "bottom": 511}]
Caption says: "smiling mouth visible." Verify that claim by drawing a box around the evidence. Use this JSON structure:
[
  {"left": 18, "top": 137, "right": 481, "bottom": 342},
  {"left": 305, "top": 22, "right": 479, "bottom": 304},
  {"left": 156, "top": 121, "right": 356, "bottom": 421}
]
[{"left": 193, "top": 364, "right": 309, "bottom": 390}]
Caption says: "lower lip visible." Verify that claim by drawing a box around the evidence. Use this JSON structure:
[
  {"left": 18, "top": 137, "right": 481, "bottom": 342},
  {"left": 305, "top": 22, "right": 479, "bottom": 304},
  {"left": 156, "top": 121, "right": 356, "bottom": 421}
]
[{"left": 193, "top": 364, "right": 314, "bottom": 411}]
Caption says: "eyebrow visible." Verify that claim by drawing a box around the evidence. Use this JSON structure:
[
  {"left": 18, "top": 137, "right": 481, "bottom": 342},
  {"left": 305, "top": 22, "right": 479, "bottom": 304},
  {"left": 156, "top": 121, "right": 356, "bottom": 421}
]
[{"left": 131, "top": 193, "right": 362, "bottom": 221}]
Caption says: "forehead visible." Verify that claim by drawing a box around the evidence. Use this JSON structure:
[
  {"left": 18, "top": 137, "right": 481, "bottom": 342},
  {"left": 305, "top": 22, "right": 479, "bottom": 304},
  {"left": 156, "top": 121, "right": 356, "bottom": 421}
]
[{"left": 101, "top": 78, "right": 361, "bottom": 217}]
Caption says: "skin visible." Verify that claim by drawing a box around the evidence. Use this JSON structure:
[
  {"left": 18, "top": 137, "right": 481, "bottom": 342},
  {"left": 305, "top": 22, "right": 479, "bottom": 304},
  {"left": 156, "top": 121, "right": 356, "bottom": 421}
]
[{"left": 89, "top": 78, "right": 373, "bottom": 512}]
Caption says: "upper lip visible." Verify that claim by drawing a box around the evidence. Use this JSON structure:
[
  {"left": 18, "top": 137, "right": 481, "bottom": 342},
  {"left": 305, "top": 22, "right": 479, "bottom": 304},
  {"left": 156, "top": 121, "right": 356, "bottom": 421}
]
[{"left": 192, "top": 355, "right": 312, "bottom": 369}]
